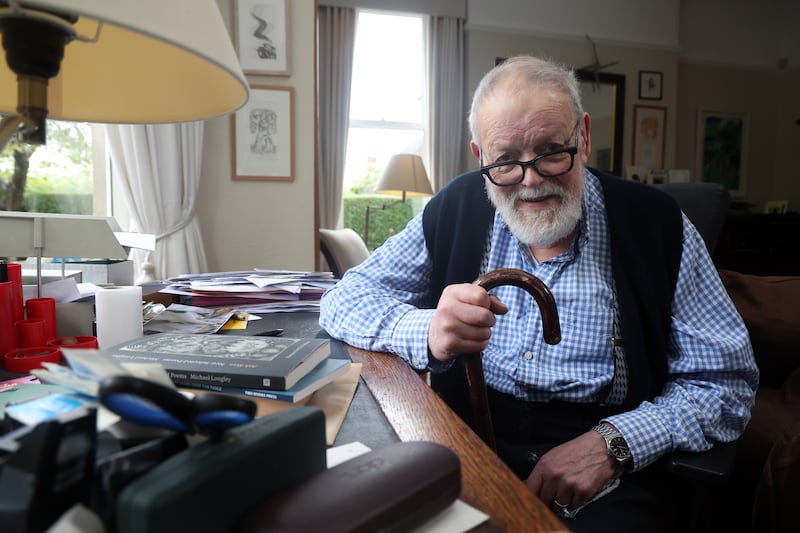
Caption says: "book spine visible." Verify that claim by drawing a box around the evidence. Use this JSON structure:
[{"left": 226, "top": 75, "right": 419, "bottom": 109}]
[
  {"left": 165, "top": 369, "right": 287, "bottom": 390},
  {"left": 172, "top": 379, "right": 294, "bottom": 403}
]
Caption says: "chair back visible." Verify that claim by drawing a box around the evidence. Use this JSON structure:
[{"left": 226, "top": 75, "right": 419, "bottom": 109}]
[
  {"left": 653, "top": 182, "right": 730, "bottom": 254},
  {"left": 319, "top": 228, "right": 370, "bottom": 279}
]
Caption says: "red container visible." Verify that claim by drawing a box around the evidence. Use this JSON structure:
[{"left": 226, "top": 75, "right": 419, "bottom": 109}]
[
  {"left": 47, "top": 336, "right": 99, "bottom": 350},
  {"left": 4, "top": 346, "right": 61, "bottom": 373},
  {"left": 16, "top": 318, "right": 46, "bottom": 348},
  {"left": 0, "top": 282, "right": 16, "bottom": 362},
  {"left": 7, "top": 263, "right": 23, "bottom": 324},
  {"left": 25, "top": 297, "right": 58, "bottom": 342}
]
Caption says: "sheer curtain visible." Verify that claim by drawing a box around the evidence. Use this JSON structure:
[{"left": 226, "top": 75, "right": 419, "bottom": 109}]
[
  {"left": 317, "top": 5, "right": 356, "bottom": 229},
  {"left": 426, "top": 15, "right": 465, "bottom": 192},
  {"left": 105, "top": 121, "right": 208, "bottom": 281}
]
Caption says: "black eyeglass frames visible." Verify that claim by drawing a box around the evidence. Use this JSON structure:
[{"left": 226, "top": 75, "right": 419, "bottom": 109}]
[{"left": 479, "top": 120, "right": 581, "bottom": 186}]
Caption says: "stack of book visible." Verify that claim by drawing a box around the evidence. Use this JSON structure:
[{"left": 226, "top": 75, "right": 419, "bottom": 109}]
[
  {"left": 106, "top": 333, "right": 350, "bottom": 403},
  {"left": 159, "top": 270, "right": 338, "bottom": 312}
]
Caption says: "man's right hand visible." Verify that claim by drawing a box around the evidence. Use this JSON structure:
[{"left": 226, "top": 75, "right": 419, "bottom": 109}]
[{"left": 427, "top": 283, "right": 508, "bottom": 362}]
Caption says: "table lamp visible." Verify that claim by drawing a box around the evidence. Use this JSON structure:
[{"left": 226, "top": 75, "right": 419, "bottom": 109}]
[
  {"left": 363, "top": 154, "right": 434, "bottom": 248},
  {"left": 0, "top": 0, "right": 248, "bottom": 150}
]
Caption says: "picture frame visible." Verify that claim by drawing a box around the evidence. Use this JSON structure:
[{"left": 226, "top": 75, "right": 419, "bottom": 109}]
[
  {"left": 632, "top": 105, "right": 667, "bottom": 169},
  {"left": 231, "top": 85, "right": 294, "bottom": 181},
  {"left": 764, "top": 200, "right": 788, "bottom": 214},
  {"left": 234, "top": 0, "right": 290, "bottom": 76},
  {"left": 638, "top": 71, "right": 662, "bottom": 100},
  {"left": 695, "top": 110, "right": 749, "bottom": 196}
]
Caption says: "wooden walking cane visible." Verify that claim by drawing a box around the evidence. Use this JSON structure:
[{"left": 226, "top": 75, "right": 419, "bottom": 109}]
[{"left": 465, "top": 268, "right": 562, "bottom": 452}]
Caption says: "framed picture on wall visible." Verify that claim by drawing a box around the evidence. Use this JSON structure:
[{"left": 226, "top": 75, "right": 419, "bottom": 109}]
[
  {"left": 632, "top": 105, "right": 667, "bottom": 169},
  {"left": 695, "top": 110, "right": 749, "bottom": 196},
  {"left": 231, "top": 85, "right": 294, "bottom": 181},
  {"left": 234, "top": 0, "right": 290, "bottom": 76},
  {"left": 638, "top": 71, "right": 662, "bottom": 100}
]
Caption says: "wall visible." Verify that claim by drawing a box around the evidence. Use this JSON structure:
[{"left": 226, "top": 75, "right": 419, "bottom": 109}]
[
  {"left": 464, "top": 0, "right": 800, "bottom": 212},
  {"left": 195, "top": 0, "right": 799, "bottom": 273},
  {"left": 463, "top": 32, "right": 678, "bottom": 173},
  {"left": 197, "top": 0, "right": 318, "bottom": 272}
]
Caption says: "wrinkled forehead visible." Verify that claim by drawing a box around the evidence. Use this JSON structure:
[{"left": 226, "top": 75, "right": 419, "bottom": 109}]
[{"left": 475, "top": 80, "right": 574, "bottom": 139}]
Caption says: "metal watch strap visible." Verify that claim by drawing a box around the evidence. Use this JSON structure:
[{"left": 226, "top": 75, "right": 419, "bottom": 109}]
[{"left": 593, "top": 423, "right": 631, "bottom": 466}]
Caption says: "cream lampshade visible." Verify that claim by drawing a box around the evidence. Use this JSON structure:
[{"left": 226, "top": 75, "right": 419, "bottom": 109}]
[
  {"left": 363, "top": 154, "right": 433, "bottom": 248},
  {"left": 374, "top": 153, "right": 434, "bottom": 200},
  {"left": 0, "top": 0, "right": 248, "bottom": 149}
]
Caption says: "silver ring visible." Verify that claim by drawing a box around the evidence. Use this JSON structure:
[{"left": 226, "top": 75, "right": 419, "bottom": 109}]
[{"left": 553, "top": 499, "right": 569, "bottom": 509}]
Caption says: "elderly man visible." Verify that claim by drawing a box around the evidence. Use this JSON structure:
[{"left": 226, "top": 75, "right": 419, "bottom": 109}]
[{"left": 320, "top": 55, "right": 757, "bottom": 532}]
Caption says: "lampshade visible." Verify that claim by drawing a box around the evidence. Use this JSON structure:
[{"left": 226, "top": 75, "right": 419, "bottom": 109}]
[
  {"left": 374, "top": 154, "right": 434, "bottom": 198},
  {"left": 0, "top": 0, "right": 248, "bottom": 137}
]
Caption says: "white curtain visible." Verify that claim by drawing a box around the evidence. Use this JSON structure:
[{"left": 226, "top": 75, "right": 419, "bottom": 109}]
[
  {"left": 317, "top": 5, "right": 357, "bottom": 229},
  {"left": 105, "top": 121, "right": 208, "bottom": 281},
  {"left": 425, "top": 15, "right": 465, "bottom": 192}
]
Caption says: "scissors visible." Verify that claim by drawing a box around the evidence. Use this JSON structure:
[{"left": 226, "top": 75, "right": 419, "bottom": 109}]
[{"left": 97, "top": 375, "right": 257, "bottom": 438}]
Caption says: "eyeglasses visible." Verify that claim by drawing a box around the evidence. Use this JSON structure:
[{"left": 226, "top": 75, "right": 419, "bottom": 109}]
[{"left": 479, "top": 120, "right": 581, "bottom": 186}]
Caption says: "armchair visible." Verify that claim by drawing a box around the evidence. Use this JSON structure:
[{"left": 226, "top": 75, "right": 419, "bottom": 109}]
[{"left": 319, "top": 228, "right": 370, "bottom": 279}]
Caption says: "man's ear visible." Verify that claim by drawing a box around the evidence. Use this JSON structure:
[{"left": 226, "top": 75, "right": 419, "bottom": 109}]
[
  {"left": 580, "top": 113, "right": 592, "bottom": 162},
  {"left": 470, "top": 140, "right": 481, "bottom": 161}
]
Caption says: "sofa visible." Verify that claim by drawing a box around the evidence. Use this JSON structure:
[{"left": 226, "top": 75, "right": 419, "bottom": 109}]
[{"left": 707, "top": 270, "right": 800, "bottom": 533}]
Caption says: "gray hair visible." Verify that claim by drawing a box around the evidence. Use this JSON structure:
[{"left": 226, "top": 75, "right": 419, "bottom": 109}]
[{"left": 468, "top": 56, "right": 584, "bottom": 148}]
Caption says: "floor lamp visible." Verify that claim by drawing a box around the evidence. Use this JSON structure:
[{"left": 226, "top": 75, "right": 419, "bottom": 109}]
[{"left": 363, "top": 154, "right": 434, "bottom": 248}]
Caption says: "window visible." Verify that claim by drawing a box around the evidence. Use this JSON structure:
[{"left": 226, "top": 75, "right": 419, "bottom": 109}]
[
  {"left": 343, "top": 11, "right": 428, "bottom": 249},
  {"left": 0, "top": 119, "right": 109, "bottom": 216}
]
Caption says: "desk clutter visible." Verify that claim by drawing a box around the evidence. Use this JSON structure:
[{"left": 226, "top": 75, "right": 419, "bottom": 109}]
[{"left": 0, "top": 334, "right": 366, "bottom": 531}]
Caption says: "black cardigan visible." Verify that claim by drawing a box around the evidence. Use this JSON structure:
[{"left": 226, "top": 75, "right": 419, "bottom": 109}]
[{"left": 421, "top": 169, "right": 683, "bottom": 421}]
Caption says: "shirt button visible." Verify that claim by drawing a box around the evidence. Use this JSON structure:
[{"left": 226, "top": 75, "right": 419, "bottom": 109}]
[{"left": 523, "top": 351, "right": 534, "bottom": 360}]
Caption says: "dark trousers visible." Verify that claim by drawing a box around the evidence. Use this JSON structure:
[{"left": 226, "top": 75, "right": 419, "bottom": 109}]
[{"left": 488, "top": 388, "right": 679, "bottom": 533}]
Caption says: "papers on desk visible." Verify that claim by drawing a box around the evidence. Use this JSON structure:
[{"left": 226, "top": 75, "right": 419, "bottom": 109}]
[{"left": 159, "top": 270, "right": 337, "bottom": 312}]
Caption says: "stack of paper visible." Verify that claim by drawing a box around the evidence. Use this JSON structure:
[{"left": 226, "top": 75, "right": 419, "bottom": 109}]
[{"left": 159, "top": 270, "right": 337, "bottom": 312}]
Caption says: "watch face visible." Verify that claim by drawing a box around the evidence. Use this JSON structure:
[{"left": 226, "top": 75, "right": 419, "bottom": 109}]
[{"left": 609, "top": 436, "right": 630, "bottom": 461}]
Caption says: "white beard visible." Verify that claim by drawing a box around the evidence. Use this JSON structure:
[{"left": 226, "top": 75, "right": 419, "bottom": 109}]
[{"left": 486, "top": 178, "right": 584, "bottom": 248}]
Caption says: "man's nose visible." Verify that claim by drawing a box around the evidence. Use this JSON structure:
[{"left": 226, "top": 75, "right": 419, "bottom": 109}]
[{"left": 520, "top": 162, "right": 547, "bottom": 186}]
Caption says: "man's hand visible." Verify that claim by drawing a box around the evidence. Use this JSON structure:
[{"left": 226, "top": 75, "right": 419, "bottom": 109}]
[
  {"left": 427, "top": 283, "right": 508, "bottom": 362},
  {"left": 526, "top": 430, "right": 618, "bottom": 510}
]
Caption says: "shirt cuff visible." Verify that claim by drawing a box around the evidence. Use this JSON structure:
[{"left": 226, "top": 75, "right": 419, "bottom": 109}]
[
  {"left": 603, "top": 407, "right": 673, "bottom": 471},
  {"left": 392, "top": 308, "right": 436, "bottom": 371}
]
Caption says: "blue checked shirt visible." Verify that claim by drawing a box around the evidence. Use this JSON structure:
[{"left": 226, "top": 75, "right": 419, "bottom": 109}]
[{"left": 320, "top": 170, "right": 758, "bottom": 471}]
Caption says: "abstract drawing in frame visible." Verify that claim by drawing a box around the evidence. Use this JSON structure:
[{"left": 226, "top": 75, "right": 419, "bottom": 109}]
[
  {"left": 232, "top": 85, "right": 294, "bottom": 181},
  {"left": 234, "top": 0, "right": 290, "bottom": 76}
]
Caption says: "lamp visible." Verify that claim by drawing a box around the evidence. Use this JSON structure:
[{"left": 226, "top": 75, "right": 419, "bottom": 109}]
[
  {"left": 0, "top": 0, "right": 248, "bottom": 149},
  {"left": 363, "top": 154, "right": 433, "bottom": 248}
]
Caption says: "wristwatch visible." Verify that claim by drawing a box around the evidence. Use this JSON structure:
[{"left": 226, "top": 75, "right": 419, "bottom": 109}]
[{"left": 593, "top": 423, "right": 632, "bottom": 468}]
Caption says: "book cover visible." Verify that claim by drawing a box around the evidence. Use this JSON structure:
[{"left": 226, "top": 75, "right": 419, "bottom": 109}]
[
  {"left": 174, "top": 358, "right": 351, "bottom": 403},
  {"left": 107, "top": 333, "right": 331, "bottom": 390}
]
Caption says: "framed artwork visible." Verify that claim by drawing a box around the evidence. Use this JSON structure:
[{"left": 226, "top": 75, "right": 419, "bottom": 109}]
[
  {"left": 231, "top": 85, "right": 294, "bottom": 181},
  {"left": 764, "top": 200, "right": 788, "bottom": 214},
  {"left": 632, "top": 105, "right": 667, "bottom": 169},
  {"left": 638, "top": 71, "right": 662, "bottom": 100},
  {"left": 234, "top": 0, "right": 290, "bottom": 75},
  {"left": 696, "top": 110, "right": 749, "bottom": 196}
]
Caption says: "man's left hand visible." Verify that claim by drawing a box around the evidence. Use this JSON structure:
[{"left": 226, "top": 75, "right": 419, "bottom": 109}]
[{"left": 525, "top": 429, "right": 618, "bottom": 511}]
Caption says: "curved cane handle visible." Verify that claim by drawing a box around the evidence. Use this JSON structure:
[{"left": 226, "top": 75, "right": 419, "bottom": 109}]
[{"left": 464, "top": 268, "right": 562, "bottom": 451}]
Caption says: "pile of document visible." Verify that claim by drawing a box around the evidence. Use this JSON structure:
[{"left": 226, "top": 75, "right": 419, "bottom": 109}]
[{"left": 159, "top": 270, "right": 337, "bottom": 313}]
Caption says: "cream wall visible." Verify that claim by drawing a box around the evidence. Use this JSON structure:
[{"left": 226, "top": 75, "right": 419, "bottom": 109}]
[
  {"left": 463, "top": 32, "right": 679, "bottom": 174},
  {"left": 194, "top": 0, "right": 799, "bottom": 273},
  {"left": 197, "top": 0, "right": 318, "bottom": 273}
]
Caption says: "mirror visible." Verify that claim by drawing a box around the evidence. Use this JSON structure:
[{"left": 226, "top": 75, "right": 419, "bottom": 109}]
[{"left": 575, "top": 69, "right": 625, "bottom": 175}]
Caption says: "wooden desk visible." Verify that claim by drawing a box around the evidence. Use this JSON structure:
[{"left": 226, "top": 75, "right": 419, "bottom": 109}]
[{"left": 345, "top": 345, "right": 567, "bottom": 533}]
